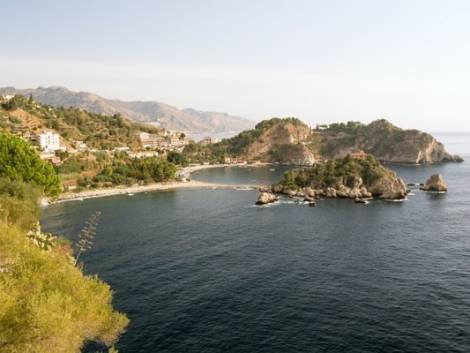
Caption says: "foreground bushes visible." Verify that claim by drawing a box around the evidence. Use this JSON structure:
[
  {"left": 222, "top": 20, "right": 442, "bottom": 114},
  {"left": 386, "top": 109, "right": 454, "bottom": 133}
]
[{"left": 0, "top": 221, "right": 128, "bottom": 353}]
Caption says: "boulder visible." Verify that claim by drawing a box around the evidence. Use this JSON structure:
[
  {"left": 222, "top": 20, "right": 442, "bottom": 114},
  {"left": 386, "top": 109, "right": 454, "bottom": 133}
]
[
  {"left": 420, "top": 174, "right": 447, "bottom": 192},
  {"left": 325, "top": 187, "right": 337, "bottom": 198},
  {"left": 345, "top": 175, "right": 363, "bottom": 189},
  {"left": 256, "top": 192, "right": 278, "bottom": 205},
  {"left": 368, "top": 176, "right": 407, "bottom": 200},
  {"left": 315, "top": 189, "right": 325, "bottom": 197},
  {"left": 349, "top": 187, "right": 362, "bottom": 199},
  {"left": 360, "top": 186, "right": 372, "bottom": 198},
  {"left": 336, "top": 184, "right": 353, "bottom": 198},
  {"left": 283, "top": 188, "right": 297, "bottom": 197},
  {"left": 304, "top": 195, "right": 315, "bottom": 202},
  {"left": 304, "top": 187, "right": 315, "bottom": 198},
  {"left": 272, "top": 184, "right": 283, "bottom": 193}
]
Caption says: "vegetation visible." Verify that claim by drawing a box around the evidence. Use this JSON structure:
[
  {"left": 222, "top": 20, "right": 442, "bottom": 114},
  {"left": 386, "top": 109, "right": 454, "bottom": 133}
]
[
  {"left": 91, "top": 155, "right": 176, "bottom": 187},
  {"left": 0, "top": 220, "right": 128, "bottom": 353},
  {"left": 279, "top": 154, "right": 391, "bottom": 189},
  {"left": 0, "top": 132, "right": 61, "bottom": 196},
  {"left": 166, "top": 151, "right": 187, "bottom": 166},
  {"left": 0, "top": 131, "right": 128, "bottom": 352}
]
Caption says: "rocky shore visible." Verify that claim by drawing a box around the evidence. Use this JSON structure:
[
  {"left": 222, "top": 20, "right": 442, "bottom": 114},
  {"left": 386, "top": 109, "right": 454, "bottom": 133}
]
[
  {"left": 256, "top": 175, "right": 406, "bottom": 205},
  {"left": 256, "top": 171, "right": 449, "bottom": 205}
]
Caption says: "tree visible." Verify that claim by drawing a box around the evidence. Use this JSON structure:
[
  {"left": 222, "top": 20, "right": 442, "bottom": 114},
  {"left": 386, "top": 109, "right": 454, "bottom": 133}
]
[
  {"left": 0, "top": 132, "right": 61, "bottom": 196},
  {"left": 167, "top": 151, "right": 187, "bottom": 166}
]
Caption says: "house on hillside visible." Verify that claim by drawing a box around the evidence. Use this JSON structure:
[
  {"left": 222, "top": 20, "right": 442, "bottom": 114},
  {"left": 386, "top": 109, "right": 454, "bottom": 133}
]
[
  {"left": 199, "top": 136, "right": 219, "bottom": 145},
  {"left": 39, "top": 131, "right": 62, "bottom": 153},
  {"left": 137, "top": 131, "right": 188, "bottom": 151},
  {"left": 74, "top": 140, "right": 88, "bottom": 152},
  {"left": 1, "top": 94, "right": 14, "bottom": 101},
  {"left": 349, "top": 150, "right": 368, "bottom": 160}
]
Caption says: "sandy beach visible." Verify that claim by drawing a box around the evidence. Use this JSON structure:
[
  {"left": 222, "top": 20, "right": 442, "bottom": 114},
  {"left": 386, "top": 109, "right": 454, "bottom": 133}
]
[{"left": 50, "top": 163, "right": 264, "bottom": 204}]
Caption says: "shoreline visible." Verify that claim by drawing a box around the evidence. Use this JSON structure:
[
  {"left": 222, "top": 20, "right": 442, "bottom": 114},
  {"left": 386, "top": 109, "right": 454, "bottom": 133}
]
[{"left": 49, "top": 163, "right": 266, "bottom": 204}]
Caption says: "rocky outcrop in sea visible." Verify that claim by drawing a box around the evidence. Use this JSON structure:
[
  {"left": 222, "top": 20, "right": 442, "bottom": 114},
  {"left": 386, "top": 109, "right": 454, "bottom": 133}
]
[{"left": 420, "top": 174, "right": 447, "bottom": 192}]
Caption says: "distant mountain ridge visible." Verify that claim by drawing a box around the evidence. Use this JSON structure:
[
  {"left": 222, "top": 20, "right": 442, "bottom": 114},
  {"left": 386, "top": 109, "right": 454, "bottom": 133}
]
[{"left": 0, "top": 86, "right": 253, "bottom": 134}]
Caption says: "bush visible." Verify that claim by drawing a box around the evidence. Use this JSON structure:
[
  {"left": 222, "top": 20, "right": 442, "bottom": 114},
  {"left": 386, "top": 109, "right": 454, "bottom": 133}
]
[{"left": 0, "top": 221, "right": 128, "bottom": 353}]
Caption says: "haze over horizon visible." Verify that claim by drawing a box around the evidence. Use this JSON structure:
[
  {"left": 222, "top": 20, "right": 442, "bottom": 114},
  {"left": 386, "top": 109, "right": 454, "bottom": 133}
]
[{"left": 2, "top": 0, "right": 470, "bottom": 132}]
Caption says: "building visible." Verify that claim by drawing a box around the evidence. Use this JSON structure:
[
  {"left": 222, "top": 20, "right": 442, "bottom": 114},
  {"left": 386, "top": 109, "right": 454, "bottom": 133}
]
[
  {"left": 1, "top": 94, "right": 14, "bottom": 101},
  {"left": 137, "top": 132, "right": 167, "bottom": 149},
  {"left": 128, "top": 151, "right": 160, "bottom": 159},
  {"left": 39, "top": 131, "right": 61, "bottom": 153},
  {"left": 199, "top": 136, "right": 219, "bottom": 145},
  {"left": 137, "top": 131, "right": 188, "bottom": 151},
  {"left": 349, "top": 150, "right": 368, "bottom": 160},
  {"left": 75, "top": 140, "right": 88, "bottom": 152}
]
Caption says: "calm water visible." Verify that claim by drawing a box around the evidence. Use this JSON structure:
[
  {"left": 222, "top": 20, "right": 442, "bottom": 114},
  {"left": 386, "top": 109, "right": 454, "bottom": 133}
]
[{"left": 42, "top": 134, "right": 470, "bottom": 353}]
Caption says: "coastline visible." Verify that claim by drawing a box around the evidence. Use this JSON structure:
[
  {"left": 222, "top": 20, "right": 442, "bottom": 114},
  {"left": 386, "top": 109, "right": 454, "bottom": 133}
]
[{"left": 49, "top": 163, "right": 265, "bottom": 204}]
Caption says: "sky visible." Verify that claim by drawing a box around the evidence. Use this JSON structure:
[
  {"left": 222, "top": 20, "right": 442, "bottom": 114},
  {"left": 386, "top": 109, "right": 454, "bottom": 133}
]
[{"left": 1, "top": 0, "right": 470, "bottom": 131}]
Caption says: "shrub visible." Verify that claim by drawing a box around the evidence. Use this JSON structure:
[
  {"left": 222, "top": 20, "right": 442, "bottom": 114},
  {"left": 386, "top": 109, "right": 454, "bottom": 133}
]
[{"left": 0, "top": 221, "right": 128, "bottom": 353}]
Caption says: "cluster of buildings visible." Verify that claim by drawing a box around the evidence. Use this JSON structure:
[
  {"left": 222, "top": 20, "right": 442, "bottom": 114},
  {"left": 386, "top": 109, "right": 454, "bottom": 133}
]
[
  {"left": 14, "top": 128, "right": 189, "bottom": 166},
  {"left": 137, "top": 131, "right": 188, "bottom": 152}
]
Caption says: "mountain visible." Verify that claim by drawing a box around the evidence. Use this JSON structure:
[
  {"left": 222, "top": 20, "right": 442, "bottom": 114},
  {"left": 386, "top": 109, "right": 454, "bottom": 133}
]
[
  {"left": 0, "top": 94, "right": 164, "bottom": 150},
  {"left": 0, "top": 86, "right": 253, "bottom": 134},
  {"left": 186, "top": 118, "right": 462, "bottom": 165}
]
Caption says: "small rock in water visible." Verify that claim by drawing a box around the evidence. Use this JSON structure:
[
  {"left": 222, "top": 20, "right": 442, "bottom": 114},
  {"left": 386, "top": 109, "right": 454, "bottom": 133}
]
[
  {"left": 420, "top": 174, "right": 447, "bottom": 192},
  {"left": 354, "top": 198, "right": 368, "bottom": 204},
  {"left": 256, "top": 192, "right": 278, "bottom": 205}
]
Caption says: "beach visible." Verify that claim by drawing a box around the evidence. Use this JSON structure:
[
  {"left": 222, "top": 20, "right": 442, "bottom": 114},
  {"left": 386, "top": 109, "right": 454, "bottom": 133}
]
[{"left": 50, "top": 163, "right": 264, "bottom": 204}]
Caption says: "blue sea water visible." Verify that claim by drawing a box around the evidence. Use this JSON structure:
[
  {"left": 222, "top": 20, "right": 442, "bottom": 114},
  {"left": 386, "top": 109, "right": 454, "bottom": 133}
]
[{"left": 41, "top": 133, "right": 470, "bottom": 353}]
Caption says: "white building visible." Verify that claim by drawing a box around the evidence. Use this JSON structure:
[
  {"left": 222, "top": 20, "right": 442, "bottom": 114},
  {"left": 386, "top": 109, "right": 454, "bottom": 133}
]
[
  {"left": 1, "top": 94, "right": 14, "bottom": 101},
  {"left": 39, "top": 131, "right": 61, "bottom": 153}
]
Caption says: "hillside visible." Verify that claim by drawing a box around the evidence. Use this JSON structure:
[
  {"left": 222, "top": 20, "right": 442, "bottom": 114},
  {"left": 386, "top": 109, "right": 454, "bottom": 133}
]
[
  {"left": 0, "top": 86, "right": 253, "bottom": 134},
  {"left": 0, "top": 94, "right": 163, "bottom": 150},
  {"left": 184, "top": 118, "right": 462, "bottom": 165}
]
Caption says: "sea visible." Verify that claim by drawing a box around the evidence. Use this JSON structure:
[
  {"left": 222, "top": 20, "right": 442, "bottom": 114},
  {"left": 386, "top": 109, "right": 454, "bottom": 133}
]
[{"left": 41, "top": 133, "right": 470, "bottom": 353}]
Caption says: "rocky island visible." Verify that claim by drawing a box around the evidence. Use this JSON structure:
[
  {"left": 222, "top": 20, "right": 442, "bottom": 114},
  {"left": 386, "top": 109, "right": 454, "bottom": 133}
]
[
  {"left": 256, "top": 154, "right": 408, "bottom": 205},
  {"left": 420, "top": 174, "right": 448, "bottom": 192}
]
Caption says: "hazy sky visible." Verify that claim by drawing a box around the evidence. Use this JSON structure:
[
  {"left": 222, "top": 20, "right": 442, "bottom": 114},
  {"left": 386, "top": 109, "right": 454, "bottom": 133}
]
[{"left": 2, "top": 0, "right": 470, "bottom": 131}]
